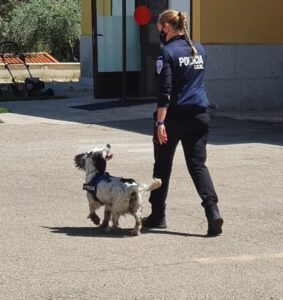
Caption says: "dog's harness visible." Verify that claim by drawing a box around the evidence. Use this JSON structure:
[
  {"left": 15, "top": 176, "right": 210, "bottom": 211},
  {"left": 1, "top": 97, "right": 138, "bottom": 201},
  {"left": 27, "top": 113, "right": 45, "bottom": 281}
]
[{"left": 83, "top": 172, "right": 112, "bottom": 202}]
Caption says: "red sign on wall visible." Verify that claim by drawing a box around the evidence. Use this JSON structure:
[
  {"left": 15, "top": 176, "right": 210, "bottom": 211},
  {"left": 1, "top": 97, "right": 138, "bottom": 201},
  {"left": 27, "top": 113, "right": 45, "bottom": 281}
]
[{"left": 134, "top": 5, "right": 151, "bottom": 26}]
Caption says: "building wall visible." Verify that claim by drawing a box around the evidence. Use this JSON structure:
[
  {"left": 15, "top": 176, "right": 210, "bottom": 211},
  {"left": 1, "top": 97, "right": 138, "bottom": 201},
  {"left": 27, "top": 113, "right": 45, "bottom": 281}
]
[
  {"left": 192, "top": 0, "right": 283, "bottom": 111},
  {"left": 205, "top": 45, "right": 283, "bottom": 112},
  {"left": 80, "top": 0, "right": 93, "bottom": 86},
  {"left": 192, "top": 0, "right": 283, "bottom": 44},
  {"left": 80, "top": 0, "right": 283, "bottom": 111},
  {"left": 81, "top": 0, "right": 92, "bottom": 35}
]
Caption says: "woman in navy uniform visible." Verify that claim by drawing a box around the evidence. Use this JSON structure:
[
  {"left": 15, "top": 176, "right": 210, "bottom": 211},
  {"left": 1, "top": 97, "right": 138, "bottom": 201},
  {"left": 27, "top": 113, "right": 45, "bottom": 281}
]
[{"left": 142, "top": 10, "right": 223, "bottom": 236}]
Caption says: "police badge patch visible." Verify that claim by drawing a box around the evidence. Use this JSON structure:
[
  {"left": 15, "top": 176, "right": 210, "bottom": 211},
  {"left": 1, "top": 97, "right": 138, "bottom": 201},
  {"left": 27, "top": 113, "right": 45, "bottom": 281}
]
[{"left": 156, "top": 59, "right": 163, "bottom": 75}]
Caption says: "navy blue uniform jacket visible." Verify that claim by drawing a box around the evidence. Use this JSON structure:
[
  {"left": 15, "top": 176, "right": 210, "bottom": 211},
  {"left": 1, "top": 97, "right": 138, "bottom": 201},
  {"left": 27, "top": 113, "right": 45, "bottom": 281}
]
[{"left": 156, "top": 36, "right": 208, "bottom": 110}]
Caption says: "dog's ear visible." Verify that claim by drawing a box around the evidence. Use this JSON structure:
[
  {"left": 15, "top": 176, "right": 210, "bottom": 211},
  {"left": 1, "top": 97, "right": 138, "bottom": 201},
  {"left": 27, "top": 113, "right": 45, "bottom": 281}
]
[
  {"left": 95, "top": 154, "right": 106, "bottom": 173},
  {"left": 74, "top": 153, "right": 86, "bottom": 170}
]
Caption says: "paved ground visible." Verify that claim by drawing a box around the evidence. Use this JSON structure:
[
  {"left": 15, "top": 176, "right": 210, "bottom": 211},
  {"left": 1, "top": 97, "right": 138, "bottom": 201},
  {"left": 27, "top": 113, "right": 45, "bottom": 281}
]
[{"left": 0, "top": 97, "right": 282, "bottom": 299}]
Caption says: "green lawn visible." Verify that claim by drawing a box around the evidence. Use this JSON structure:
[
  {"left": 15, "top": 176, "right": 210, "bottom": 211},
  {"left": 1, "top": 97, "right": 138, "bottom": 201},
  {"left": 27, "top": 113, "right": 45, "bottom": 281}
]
[{"left": 0, "top": 107, "right": 10, "bottom": 113}]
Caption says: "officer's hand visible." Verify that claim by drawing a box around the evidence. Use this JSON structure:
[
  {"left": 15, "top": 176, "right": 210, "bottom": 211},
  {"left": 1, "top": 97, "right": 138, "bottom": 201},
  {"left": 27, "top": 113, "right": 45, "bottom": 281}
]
[{"left": 157, "top": 125, "right": 168, "bottom": 144}]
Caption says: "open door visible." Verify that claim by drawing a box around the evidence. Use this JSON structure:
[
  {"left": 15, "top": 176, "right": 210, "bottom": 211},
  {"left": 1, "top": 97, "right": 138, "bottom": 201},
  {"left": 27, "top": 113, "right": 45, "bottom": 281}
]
[
  {"left": 92, "top": 0, "right": 141, "bottom": 99},
  {"left": 91, "top": 0, "right": 169, "bottom": 99},
  {"left": 139, "top": 0, "right": 169, "bottom": 97}
]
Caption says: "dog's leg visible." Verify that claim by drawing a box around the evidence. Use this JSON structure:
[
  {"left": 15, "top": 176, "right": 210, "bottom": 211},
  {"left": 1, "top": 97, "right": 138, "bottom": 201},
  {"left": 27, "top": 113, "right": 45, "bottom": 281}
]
[
  {"left": 87, "top": 194, "right": 103, "bottom": 225},
  {"left": 128, "top": 192, "right": 142, "bottom": 236},
  {"left": 112, "top": 213, "right": 119, "bottom": 229},
  {"left": 131, "top": 208, "right": 142, "bottom": 236},
  {"left": 106, "top": 213, "right": 119, "bottom": 232},
  {"left": 99, "top": 205, "right": 111, "bottom": 230},
  {"left": 88, "top": 212, "right": 100, "bottom": 225}
]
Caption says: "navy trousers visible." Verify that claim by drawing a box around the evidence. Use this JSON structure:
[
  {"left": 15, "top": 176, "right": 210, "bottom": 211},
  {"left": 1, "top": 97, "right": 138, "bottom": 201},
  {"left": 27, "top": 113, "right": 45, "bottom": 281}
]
[{"left": 149, "top": 110, "right": 218, "bottom": 214}]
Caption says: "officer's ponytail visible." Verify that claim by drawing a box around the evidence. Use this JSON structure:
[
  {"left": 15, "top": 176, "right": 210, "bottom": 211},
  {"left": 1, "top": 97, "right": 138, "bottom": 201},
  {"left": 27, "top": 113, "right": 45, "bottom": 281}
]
[
  {"left": 178, "top": 12, "right": 198, "bottom": 57},
  {"left": 158, "top": 10, "right": 198, "bottom": 57}
]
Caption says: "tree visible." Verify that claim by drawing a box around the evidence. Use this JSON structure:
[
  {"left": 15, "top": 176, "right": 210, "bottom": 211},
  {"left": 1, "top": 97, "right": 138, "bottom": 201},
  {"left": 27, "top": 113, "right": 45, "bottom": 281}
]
[
  {"left": 4, "top": 0, "right": 80, "bottom": 61},
  {"left": 0, "top": 0, "right": 26, "bottom": 41},
  {"left": 0, "top": 0, "right": 27, "bottom": 21}
]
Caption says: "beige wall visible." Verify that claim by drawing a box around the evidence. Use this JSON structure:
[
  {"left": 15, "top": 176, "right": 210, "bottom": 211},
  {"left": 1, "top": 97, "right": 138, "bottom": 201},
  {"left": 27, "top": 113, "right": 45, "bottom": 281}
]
[
  {"left": 81, "top": 0, "right": 92, "bottom": 35},
  {"left": 192, "top": 0, "right": 283, "bottom": 44},
  {"left": 82, "top": 0, "right": 283, "bottom": 43},
  {"left": 0, "top": 63, "right": 80, "bottom": 82}
]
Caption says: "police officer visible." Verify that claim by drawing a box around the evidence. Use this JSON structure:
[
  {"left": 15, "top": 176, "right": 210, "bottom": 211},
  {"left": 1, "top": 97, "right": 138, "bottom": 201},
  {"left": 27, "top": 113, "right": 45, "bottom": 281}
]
[{"left": 142, "top": 10, "right": 223, "bottom": 236}]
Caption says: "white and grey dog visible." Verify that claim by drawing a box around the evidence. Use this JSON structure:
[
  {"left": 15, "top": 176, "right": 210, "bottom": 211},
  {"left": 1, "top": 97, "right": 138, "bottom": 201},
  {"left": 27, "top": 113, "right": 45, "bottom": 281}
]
[{"left": 74, "top": 144, "right": 161, "bottom": 236}]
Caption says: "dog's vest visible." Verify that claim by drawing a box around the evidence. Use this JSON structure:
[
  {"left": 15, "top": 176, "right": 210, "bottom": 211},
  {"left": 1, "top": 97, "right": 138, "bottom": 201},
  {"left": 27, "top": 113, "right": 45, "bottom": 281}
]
[{"left": 83, "top": 172, "right": 112, "bottom": 198}]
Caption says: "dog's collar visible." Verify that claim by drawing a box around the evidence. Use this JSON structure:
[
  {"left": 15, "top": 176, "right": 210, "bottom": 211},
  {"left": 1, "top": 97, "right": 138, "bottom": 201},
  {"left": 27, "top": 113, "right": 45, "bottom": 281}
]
[{"left": 83, "top": 172, "right": 111, "bottom": 198}]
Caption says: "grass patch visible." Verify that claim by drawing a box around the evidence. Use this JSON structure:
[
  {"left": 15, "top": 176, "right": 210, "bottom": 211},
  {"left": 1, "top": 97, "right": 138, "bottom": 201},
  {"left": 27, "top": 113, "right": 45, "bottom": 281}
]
[{"left": 0, "top": 107, "right": 10, "bottom": 113}]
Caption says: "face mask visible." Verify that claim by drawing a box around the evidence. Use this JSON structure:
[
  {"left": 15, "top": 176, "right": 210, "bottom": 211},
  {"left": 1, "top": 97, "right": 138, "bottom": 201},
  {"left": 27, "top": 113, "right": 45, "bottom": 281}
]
[{"left": 159, "top": 30, "right": 167, "bottom": 45}]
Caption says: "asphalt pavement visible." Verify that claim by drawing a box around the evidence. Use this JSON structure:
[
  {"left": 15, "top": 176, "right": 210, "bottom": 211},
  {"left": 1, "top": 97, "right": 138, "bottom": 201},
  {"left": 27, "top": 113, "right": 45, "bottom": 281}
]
[{"left": 0, "top": 96, "right": 282, "bottom": 299}]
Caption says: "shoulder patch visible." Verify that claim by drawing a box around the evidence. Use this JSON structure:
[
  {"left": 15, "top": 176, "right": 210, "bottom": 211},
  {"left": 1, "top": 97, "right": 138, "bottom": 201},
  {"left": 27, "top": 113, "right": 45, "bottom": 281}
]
[{"left": 156, "top": 59, "right": 163, "bottom": 75}]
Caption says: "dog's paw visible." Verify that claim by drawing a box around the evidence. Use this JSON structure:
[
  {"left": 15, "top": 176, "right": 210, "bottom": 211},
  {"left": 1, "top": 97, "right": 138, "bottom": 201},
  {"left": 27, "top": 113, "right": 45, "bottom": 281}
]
[
  {"left": 105, "top": 226, "right": 112, "bottom": 232},
  {"left": 130, "top": 229, "right": 140, "bottom": 236},
  {"left": 98, "top": 222, "right": 109, "bottom": 229},
  {"left": 88, "top": 214, "right": 101, "bottom": 225}
]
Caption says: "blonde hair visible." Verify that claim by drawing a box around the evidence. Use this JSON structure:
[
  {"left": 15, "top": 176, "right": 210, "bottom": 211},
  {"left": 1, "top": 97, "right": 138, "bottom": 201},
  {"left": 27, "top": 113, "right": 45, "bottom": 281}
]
[{"left": 158, "top": 9, "right": 197, "bottom": 56}]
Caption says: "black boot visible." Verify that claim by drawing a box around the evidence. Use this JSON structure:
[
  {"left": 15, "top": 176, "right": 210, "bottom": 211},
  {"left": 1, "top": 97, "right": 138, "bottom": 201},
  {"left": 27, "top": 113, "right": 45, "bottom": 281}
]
[
  {"left": 205, "top": 204, "right": 223, "bottom": 236},
  {"left": 142, "top": 205, "right": 167, "bottom": 229},
  {"left": 142, "top": 214, "right": 167, "bottom": 229}
]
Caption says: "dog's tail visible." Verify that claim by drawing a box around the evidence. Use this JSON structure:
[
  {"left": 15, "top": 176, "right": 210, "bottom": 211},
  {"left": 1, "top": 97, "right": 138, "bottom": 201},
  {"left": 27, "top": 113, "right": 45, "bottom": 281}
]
[{"left": 138, "top": 178, "right": 162, "bottom": 193}]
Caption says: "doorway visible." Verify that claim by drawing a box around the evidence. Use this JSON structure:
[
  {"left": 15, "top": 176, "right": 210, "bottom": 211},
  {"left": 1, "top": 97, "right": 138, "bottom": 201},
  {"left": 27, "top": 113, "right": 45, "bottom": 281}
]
[{"left": 91, "top": 0, "right": 168, "bottom": 99}]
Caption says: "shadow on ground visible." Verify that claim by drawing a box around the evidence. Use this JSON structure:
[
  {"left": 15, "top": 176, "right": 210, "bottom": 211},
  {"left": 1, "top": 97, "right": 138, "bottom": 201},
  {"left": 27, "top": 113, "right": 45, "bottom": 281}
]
[
  {"left": 2, "top": 97, "right": 283, "bottom": 146},
  {"left": 43, "top": 226, "right": 207, "bottom": 238},
  {"left": 98, "top": 116, "right": 283, "bottom": 147},
  {"left": 65, "top": 100, "right": 283, "bottom": 147},
  {"left": 43, "top": 226, "right": 133, "bottom": 239}
]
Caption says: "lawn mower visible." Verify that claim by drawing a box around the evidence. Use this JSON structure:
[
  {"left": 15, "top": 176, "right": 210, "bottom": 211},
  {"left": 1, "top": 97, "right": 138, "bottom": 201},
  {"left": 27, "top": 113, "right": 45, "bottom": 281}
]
[{"left": 0, "top": 41, "right": 54, "bottom": 97}]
